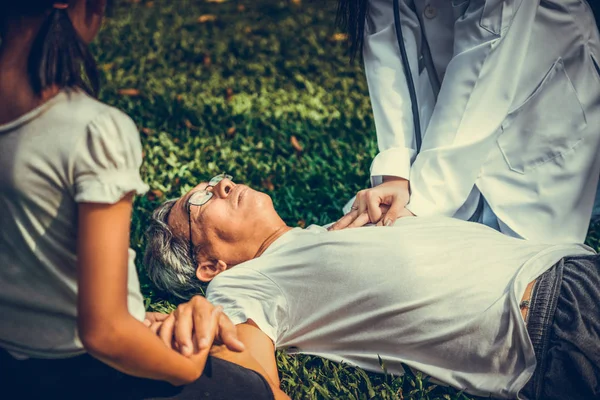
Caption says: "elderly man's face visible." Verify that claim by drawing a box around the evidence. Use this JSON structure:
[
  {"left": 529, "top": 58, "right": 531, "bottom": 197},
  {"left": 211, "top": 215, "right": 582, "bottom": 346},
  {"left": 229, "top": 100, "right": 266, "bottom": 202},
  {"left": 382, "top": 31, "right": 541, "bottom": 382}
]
[{"left": 168, "top": 177, "right": 275, "bottom": 270}]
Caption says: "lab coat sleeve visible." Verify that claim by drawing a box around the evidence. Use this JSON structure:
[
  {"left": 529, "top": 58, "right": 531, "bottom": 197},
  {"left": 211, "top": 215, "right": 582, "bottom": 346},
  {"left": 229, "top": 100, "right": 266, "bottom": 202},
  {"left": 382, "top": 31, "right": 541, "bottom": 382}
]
[
  {"left": 406, "top": 0, "right": 540, "bottom": 217},
  {"left": 364, "top": 0, "right": 422, "bottom": 186}
]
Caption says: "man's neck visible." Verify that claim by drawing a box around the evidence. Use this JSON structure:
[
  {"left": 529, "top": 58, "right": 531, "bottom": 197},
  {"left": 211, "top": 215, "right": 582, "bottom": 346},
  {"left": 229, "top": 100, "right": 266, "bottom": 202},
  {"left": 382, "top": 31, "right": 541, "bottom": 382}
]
[{"left": 253, "top": 225, "right": 292, "bottom": 259}]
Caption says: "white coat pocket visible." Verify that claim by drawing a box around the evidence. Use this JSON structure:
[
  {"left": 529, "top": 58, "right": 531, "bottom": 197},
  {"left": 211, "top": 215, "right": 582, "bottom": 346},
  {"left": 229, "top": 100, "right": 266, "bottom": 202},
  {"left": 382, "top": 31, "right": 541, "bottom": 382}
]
[{"left": 497, "top": 58, "right": 587, "bottom": 174}]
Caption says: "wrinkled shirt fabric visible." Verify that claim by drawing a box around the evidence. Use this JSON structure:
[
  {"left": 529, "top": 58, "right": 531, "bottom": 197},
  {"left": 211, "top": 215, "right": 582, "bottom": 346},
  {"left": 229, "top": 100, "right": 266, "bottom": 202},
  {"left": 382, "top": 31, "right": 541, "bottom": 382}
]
[
  {"left": 365, "top": 0, "right": 600, "bottom": 242},
  {"left": 206, "top": 219, "right": 594, "bottom": 399}
]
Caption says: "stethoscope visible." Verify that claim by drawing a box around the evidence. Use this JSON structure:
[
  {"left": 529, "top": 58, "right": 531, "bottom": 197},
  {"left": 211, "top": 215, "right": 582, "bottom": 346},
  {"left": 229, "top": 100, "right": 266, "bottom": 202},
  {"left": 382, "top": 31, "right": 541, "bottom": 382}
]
[{"left": 392, "top": 0, "right": 422, "bottom": 152}]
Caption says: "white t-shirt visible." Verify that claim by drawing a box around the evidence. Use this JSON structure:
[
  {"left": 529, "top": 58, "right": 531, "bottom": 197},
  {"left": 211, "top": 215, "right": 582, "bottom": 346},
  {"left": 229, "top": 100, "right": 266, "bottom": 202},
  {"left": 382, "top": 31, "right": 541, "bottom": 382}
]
[
  {"left": 0, "top": 91, "right": 148, "bottom": 358},
  {"left": 206, "top": 217, "right": 594, "bottom": 399}
]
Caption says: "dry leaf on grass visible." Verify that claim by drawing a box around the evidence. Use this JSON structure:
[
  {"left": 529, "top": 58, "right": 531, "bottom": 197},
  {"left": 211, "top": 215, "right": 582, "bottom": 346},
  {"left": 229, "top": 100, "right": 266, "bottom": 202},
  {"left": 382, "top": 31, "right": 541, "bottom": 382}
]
[
  {"left": 118, "top": 88, "right": 141, "bottom": 96},
  {"left": 198, "top": 14, "right": 217, "bottom": 23},
  {"left": 330, "top": 33, "right": 348, "bottom": 42},
  {"left": 290, "top": 135, "right": 303, "bottom": 152},
  {"left": 227, "top": 126, "right": 236, "bottom": 136},
  {"left": 147, "top": 189, "right": 164, "bottom": 201},
  {"left": 262, "top": 178, "right": 275, "bottom": 191},
  {"left": 184, "top": 119, "right": 200, "bottom": 130}
]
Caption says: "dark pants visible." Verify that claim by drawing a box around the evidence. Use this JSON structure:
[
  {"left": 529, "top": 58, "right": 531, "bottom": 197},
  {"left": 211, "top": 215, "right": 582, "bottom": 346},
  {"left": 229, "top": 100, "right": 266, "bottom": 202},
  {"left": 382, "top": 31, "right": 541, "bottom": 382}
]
[
  {"left": 520, "top": 254, "right": 600, "bottom": 400},
  {"left": 0, "top": 351, "right": 274, "bottom": 400}
]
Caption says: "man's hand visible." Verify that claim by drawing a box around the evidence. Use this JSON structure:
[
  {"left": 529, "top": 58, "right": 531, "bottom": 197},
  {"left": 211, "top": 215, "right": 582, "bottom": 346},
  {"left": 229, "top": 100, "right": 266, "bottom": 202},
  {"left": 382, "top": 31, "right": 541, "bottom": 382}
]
[
  {"left": 330, "top": 177, "right": 413, "bottom": 230},
  {"left": 156, "top": 296, "right": 245, "bottom": 357}
]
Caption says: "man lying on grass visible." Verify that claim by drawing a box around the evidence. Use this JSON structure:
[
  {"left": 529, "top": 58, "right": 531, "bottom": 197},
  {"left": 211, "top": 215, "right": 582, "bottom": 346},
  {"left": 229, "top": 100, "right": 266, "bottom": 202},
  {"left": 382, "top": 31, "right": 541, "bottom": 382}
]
[{"left": 144, "top": 174, "right": 600, "bottom": 400}]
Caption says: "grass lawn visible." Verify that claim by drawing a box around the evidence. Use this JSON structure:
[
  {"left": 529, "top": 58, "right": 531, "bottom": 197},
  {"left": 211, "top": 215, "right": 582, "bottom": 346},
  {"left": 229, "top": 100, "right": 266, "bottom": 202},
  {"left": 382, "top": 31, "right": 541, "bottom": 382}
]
[{"left": 96, "top": 1, "right": 600, "bottom": 398}]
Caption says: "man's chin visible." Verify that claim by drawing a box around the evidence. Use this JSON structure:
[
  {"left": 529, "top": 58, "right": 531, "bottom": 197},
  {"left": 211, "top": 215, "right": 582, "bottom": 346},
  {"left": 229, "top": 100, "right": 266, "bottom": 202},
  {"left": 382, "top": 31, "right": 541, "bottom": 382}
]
[{"left": 246, "top": 189, "right": 274, "bottom": 210}]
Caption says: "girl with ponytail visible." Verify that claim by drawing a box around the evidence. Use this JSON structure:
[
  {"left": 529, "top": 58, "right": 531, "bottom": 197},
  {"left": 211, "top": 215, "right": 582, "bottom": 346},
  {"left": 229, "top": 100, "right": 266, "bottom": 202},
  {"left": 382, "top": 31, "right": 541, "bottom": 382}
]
[{"left": 0, "top": 2, "right": 285, "bottom": 399}]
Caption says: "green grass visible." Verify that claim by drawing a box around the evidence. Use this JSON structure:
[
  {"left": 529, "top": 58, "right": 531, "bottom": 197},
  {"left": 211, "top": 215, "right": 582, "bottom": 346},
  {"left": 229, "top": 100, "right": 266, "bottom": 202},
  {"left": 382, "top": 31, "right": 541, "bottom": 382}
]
[{"left": 96, "top": 1, "right": 600, "bottom": 398}]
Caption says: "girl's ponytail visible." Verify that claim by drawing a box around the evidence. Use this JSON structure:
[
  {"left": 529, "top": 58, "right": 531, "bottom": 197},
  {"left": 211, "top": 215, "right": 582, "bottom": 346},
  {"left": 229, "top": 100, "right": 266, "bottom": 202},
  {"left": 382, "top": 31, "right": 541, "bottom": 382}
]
[
  {"left": 336, "top": 0, "right": 369, "bottom": 61},
  {"left": 26, "top": 5, "right": 100, "bottom": 96}
]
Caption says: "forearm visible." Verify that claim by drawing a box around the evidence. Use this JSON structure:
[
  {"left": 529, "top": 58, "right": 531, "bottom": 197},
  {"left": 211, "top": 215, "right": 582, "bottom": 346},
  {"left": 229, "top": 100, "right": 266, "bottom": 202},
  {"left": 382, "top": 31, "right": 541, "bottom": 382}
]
[
  {"left": 76, "top": 201, "right": 205, "bottom": 385},
  {"left": 364, "top": 0, "right": 422, "bottom": 184},
  {"left": 82, "top": 314, "right": 206, "bottom": 386}
]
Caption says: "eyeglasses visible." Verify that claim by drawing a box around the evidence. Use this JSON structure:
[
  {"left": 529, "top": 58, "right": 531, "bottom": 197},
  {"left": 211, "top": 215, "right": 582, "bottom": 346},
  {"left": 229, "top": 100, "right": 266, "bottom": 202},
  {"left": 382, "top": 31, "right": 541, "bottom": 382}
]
[{"left": 187, "top": 173, "right": 233, "bottom": 262}]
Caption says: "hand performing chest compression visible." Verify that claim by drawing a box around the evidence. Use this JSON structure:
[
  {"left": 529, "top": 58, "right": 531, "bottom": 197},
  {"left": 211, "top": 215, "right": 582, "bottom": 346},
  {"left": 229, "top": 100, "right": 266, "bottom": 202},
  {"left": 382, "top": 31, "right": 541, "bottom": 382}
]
[{"left": 330, "top": 177, "right": 415, "bottom": 230}]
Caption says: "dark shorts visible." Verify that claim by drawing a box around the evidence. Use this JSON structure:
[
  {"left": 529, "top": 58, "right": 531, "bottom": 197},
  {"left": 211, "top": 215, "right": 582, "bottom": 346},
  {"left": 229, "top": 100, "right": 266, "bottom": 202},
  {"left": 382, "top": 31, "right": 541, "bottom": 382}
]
[
  {"left": 0, "top": 351, "right": 274, "bottom": 400},
  {"left": 520, "top": 254, "right": 600, "bottom": 400}
]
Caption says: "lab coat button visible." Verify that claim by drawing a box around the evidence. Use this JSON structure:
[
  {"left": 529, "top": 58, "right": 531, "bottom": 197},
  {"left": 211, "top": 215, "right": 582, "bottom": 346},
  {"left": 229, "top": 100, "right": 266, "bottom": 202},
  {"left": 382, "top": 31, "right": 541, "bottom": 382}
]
[{"left": 424, "top": 5, "right": 437, "bottom": 19}]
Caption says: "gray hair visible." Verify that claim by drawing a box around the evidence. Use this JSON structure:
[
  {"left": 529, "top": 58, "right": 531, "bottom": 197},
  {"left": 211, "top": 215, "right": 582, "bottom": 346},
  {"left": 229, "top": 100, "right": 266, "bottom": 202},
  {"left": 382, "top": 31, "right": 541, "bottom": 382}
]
[{"left": 144, "top": 198, "right": 206, "bottom": 300}]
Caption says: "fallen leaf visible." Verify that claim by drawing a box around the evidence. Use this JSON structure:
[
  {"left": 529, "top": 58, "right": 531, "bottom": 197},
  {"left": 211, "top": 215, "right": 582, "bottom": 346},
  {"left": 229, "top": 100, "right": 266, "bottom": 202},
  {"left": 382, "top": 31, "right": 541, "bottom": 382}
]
[
  {"left": 244, "top": 27, "right": 252, "bottom": 34},
  {"left": 226, "top": 126, "right": 236, "bottom": 136},
  {"left": 330, "top": 33, "right": 348, "bottom": 42},
  {"left": 203, "top": 54, "right": 212, "bottom": 67},
  {"left": 147, "top": 189, "right": 163, "bottom": 201},
  {"left": 197, "top": 14, "right": 217, "bottom": 23},
  {"left": 141, "top": 127, "right": 153, "bottom": 136},
  {"left": 225, "top": 88, "right": 234, "bottom": 101},
  {"left": 262, "top": 178, "right": 275, "bottom": 191},
  {"left": 290, "top": 135, "right": 303, "bottom": 152},
  {"left": 184, "top": 119, "right": 200, "bottom": 130},
  {"left": 297, "top": 220, "right": 306, "bottom": 228},
  {"left": 237, "top": 4, "right": 245, "bottom": 11},
  {"left": 118, "top": 88, "right": 141, "bottom": 97}
]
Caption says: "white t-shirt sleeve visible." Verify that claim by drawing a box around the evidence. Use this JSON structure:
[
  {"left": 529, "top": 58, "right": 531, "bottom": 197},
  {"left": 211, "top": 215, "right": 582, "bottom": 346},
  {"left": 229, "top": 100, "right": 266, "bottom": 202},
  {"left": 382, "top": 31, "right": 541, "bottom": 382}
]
[
  {"left": 72, "top": 108, "right": 149, "bottom": 204},
  {"left": 206, "top": 268, "right": 289, "bottom": 344}
]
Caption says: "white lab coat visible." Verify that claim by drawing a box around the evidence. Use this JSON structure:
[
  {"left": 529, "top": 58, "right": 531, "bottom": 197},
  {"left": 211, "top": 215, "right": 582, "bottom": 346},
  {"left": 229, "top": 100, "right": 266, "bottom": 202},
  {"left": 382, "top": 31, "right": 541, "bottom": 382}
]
[{"left": 364, "top": 0, "right": 600, "bottom": 243}]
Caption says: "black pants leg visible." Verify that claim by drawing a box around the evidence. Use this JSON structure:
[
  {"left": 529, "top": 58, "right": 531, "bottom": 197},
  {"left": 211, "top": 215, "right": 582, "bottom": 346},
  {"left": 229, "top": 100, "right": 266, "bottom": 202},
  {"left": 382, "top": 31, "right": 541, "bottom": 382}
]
[{"left": 0, "top": 350, "right": 274, "bottom": 400}]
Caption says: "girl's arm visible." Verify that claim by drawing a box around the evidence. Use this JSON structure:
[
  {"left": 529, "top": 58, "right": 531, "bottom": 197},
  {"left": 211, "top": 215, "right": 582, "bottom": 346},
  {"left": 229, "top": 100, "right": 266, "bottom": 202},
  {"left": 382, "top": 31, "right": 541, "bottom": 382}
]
[{"left": 76, "top": 193, "right": 210, "bottom": 386}]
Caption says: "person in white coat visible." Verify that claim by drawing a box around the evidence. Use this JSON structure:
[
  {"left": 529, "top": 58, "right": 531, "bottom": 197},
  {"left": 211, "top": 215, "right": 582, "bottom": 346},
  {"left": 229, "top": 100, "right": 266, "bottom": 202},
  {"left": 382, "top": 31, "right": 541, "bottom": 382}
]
[{"left": 331, "top": 0, "right": 600, "bottom": 244}]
